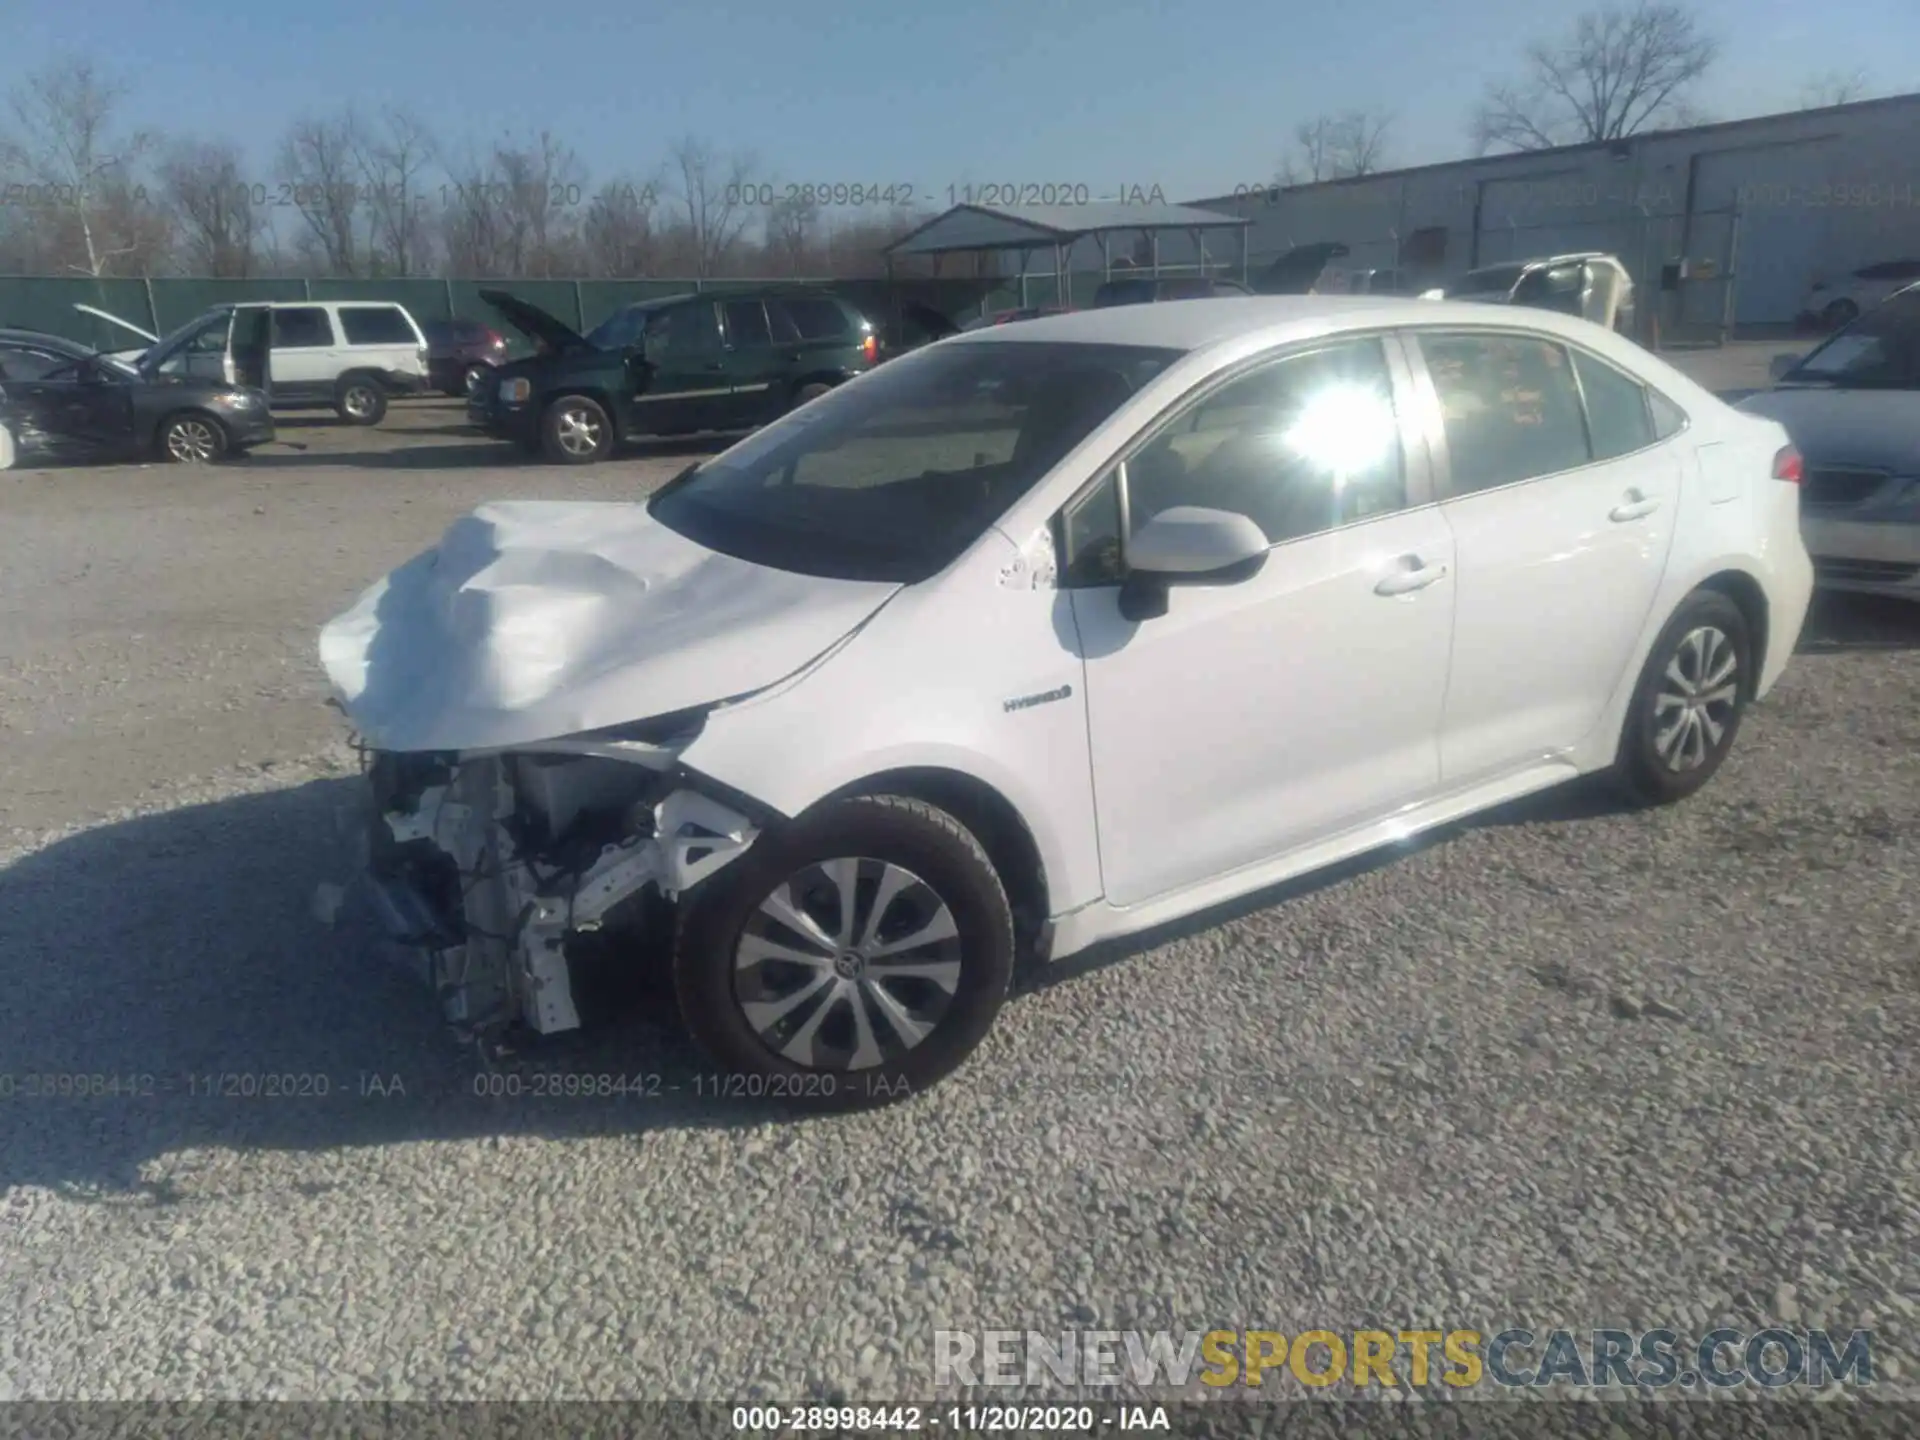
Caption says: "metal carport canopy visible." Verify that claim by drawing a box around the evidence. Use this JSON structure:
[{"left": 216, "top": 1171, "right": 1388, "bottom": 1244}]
[{"left": 883, "top": 202, "right": 1252, "bottom": 306}]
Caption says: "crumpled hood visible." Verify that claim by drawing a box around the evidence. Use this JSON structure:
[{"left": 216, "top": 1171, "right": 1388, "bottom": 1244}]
[
  {"left": 319, "top": 500, "right": 900, "bottom": 753},
  {"left": 1735, "top": 388, "right": 1920, "bottom": 472}
]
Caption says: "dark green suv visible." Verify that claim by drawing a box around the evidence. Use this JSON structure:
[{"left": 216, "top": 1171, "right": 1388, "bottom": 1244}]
[{"left": 469, "top": 288, "right": 878, "bottom": 464}]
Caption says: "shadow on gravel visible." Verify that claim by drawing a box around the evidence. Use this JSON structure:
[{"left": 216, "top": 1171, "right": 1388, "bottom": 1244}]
[
  {"left": 0, "top": 778, "right": 784, "bottom": 1200},
  {"left": 1796, "top": 591, "right": 1920, "bottom": 654}
]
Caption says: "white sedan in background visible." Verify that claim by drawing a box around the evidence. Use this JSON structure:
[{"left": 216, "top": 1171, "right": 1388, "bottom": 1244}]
[{"left": 323, "top": 297, "right": 1814, "bottom": 1105}]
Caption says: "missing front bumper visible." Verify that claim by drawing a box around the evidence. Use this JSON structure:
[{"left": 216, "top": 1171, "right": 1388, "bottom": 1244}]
[{"left": 357, "top": 752, "right": 761, "bottom": 1041}]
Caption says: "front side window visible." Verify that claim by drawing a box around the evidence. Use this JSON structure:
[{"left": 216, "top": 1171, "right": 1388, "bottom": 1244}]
[
  {"left": 647, "top": 301, "right": 722, "bottom": 356},
  {"left": 724, "top": 300, "right": 773, "bottom": 347},
  {"left": 1572, "top": 349, "right": 1654, "bottom": 460},
  {"left": 1419, "top": 332, "right": 1590, "bottom": 495},
  {"left": 648, "top": 340, "right": 1178, "bottom": 583},
  {"left": 149, "top": 311, "right": 232, "bottom": 376},
  {"left": 0, "top": 346, "right": 68, "bottom": 381},
  {"left": 272, "top": 307, "right": 335, "bottom": 348}
]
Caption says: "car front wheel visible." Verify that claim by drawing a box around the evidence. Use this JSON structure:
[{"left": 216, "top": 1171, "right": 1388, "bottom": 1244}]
[
  {"left": 1611, "top": 589, "right": 1752, "bottom": 806},
  {"left": 160, "top": 412, "right": 229, "bottom": 464},
  {"left": 674, "top": 795, "right": 1014, "bottom": 1108},
  {"left": 541, "top": 395, "right": 614, "bottom": 463}
]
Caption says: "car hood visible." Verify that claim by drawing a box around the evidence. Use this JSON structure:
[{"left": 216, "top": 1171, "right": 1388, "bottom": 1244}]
[
  {"left": 319, "top": 500, "right": 902, "bottom": 753},
  {"left": 1735, "top": 387, "right": 1920, "bottom": 470},
  {"left": 477, "top": 289, "right": 591, "bottom": 354}
]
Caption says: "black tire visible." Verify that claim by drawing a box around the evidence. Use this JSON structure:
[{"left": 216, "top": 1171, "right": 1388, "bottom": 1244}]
[
  {"left": 336, "top": 376, "right": 388, "bottom": 426},
  {"left": 540, "top": 394, "right": 614, "bottom": 464},
  {"left": 674, "top": 795, "right": 1014, "bottom": 1109},
  {"left": 157, "top": 411, "right": 229, "bottom": 464},
  {"left": 789, "top": 381, "right": 833, "bottom": 412},
  {"left": 461, "top": 363, "right": 490, "bottom": 397},
  {"left": 1611, "top": 589, "right": 1752, "bottom": 807}
]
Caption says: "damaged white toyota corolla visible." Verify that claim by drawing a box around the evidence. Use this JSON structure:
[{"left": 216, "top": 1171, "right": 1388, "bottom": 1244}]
[{"left": 322, "top": 298, "right": 1813, "bottom": 1105}]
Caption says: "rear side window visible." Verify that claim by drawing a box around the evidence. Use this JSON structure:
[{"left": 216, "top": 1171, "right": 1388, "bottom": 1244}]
[
  {"left": 724, "top": 300, "right": 773, "bottom": 347},
  {"left": 1572, "top": 349, "right": 1654, "bottom": 460},
  {"left": 272, "top": 307, "right": 334, "bottom": 348},
  {"left": 1419, "top": 332, "right": 1590, "bottom": 496},
  {"left": 783, "top": 297, "right": 852, "bottom": 341},
  {"left": 339, "top": 307, "right": 418, "bottom": 345},
  {"left": 1649, "top": 389, "right": 1687, "bottom": 439}
]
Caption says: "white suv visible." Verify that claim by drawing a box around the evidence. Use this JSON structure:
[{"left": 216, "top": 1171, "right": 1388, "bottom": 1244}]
[{"left": 78, "top": 300, "right": 430, "bottom": 425}]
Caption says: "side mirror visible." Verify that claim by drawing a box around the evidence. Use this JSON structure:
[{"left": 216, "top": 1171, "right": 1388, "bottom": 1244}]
[
  {"left": 1118, "top": 506, "right": 1269, "bottom": 622},
  {"left": 1768, "top": 353, "right": 1804, "bottom": 383}
]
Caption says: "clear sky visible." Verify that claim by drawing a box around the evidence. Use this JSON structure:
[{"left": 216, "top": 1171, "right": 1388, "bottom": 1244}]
[{"left": 3, "top": 0, "right": 1916, "bottom": 201}]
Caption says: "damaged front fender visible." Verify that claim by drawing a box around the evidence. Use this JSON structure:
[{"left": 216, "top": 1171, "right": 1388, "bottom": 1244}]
[{"left": 358, "top": 749, "right": 761, "bottom": 1042}]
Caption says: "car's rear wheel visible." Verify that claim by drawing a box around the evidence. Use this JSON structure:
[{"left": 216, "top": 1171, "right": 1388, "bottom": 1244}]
[
  {"left": 541, "top": 395, "right": 614, "bottom": 464},
  {"left": 336, "top": 377, "right": 388, "bottom": 426},
  {"left": 789, "top": 381, "right": 833, "bottom": 412},
  {"left": 159, "top": 412, "right": 228, "bottom": 464},
  {"left": 674, "top": 795, "right": 1014, "bottom": 1109},
  {"left": 1611, "top": 589, "right": 1751, "bottom": 806}
]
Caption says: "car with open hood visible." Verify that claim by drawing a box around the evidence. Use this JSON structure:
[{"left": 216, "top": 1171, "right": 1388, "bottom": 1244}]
[
  {"left": 325, "top": 296, "right": 1811, "bottom": 1105},
  {"left": 1421, "top": 253, "right": 1636, "bottom": 334},
  {"left": 470, "top": 287, "right": 878, "bottom": 463},
  {"left": 0, "top": 323, "right": 273, "bottom": 467},
  {"left": 1739, "top": 281, "right": 1920, "bottom": 600}
]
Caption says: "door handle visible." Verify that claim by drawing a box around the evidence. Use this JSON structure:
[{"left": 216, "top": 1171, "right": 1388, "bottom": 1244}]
[
  {"left": 1609, "top": 491, "right": 1660, "bottom": 522},
  {"left": 1374, "top": 556, "right": 1449, "bottom": 596}
]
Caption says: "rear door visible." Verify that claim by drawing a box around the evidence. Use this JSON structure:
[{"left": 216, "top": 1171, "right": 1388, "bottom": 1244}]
[
  {"left": 1407, "top": 328, "right": 1681, "bottom": 783},
  {"left": 717, "top": 298, "right": 789, "bottom": 427},
  {"left": 268, "top": 305, "right": 339, "bottom": 401},
  {"left": 634, "top": 300, "right": 732, "bottom": 434}
]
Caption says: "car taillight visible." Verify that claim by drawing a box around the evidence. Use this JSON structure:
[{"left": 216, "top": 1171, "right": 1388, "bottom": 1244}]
[
  {"left": 861, "top": 334, "right": 877, "bottom": 364},
  {"left": 1772, "top": 445, "right": 1803, "bottom": 483}
]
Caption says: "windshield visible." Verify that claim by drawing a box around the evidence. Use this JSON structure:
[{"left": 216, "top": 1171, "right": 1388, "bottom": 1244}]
[
  {"left": 648, "top": 340, "right": 1181, "bottom": 583},
  {"left": 140, "top": 308, "right": 230, "bottom": 371},
  {"left": 1449, "top": 265, "right": 1526, "bottom": 297},
  {"left": 1785, "top": 288, "right": 1920, "bottom": 388}
]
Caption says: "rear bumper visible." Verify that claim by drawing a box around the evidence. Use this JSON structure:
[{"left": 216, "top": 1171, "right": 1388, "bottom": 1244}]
[
  {"left": 380, "top": 369, "right": 428, "bottom": 396},
  {"left": 1804, "top": 514, "right": 1920, "bottom": 598}
]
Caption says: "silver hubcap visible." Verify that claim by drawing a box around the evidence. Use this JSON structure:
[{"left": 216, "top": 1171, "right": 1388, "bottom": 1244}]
[
  {"left": 1654, "top": 625, "right": 1739, "bottom": 772},
  {"left": 166, "top": 420, "right": 217, "bottom": 462},
  {"left": 733, "top": 857, "right": 962, "bottom": 1071},
  {"left": 344, "top": 386, "right": 377, "bottom": 418},
  {"left": 554, "top": 405, "right": 603, "bottom": 456},
  {"left": 464, "top": 366, "right": 486, "bottom": 395}
]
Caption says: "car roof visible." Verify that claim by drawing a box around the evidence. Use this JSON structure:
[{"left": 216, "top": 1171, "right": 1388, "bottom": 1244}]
[
  {"left": 948, "top": 293, "right": 1683, "bottom": 367},
  {"left": 0, "top": 327, "right": 90, "bottom": 349}
]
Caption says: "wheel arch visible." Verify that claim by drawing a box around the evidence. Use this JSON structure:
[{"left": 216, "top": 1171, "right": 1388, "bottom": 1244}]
[
  {"left": 789, "top": 370, "right": 852, "bottom": 402},
  {"left": 812, "top": 765, "right": 1050, "bottom": 955},
  {"left": 1695, "top": 567, "right": 1771, "bottom": 699}
]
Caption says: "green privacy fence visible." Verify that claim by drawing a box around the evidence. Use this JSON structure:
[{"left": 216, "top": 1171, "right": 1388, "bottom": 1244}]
[{"left": 0, "top": 274, "right": 1022, "bottom": 349}]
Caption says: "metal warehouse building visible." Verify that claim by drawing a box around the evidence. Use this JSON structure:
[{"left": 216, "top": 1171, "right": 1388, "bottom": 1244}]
[{"left": 1170, "top": 92, "right": 1920, "bottom": 338}]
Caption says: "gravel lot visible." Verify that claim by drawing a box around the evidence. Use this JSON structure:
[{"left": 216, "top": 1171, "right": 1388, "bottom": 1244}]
[{"left": 2, "top": 385, "right": 1918, "bottom": 1406}]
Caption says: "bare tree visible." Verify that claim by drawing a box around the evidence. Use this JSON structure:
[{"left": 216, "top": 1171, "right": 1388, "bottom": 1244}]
[
  {"left": 1471, "top": 3, "right": 1719, "bottom": 153},
  {"left": 1799, "top": 70, "right": 1871, "bottom": 109},
  {"left": 278, "top": 115, "right": 362, "bottom": 274},
  {"left": 1277, "top": 111, "right": 1394, "bottom": 184},
  {"left": 669, "top": 137, "right": 757, "bottom": 278},
  {"left": 156, "top": 139, "right": 260, "bottom": 276},
  {"left": 764, "top": 193, "right": 820, "bottom": 275},
  {"left": 581, "top": 175, "right": 661, "bottom": 277},
  {"left": 0, "top": 58, "right": 161, "bottom": 275},
  {"left": 488, "top": 131, "right": 586, "bottom": 277},
  {"left": 353, "top": 108, "right": 435, "bottom": 275}
]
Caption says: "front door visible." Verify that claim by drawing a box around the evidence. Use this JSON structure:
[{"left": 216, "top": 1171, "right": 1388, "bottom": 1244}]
[
  {"left": 14, "top": 357, "right": 138, "bottom": 459},
  {"left": 634, "top": 300, "right": 733, "bottom": 434},
  {"left": 1408, "top": 329, "right": 1682, "bottom": 783},
  {"left": 718, "top": 298, "right": 790, "bottom": 428},
  {"left": 1064, "top": 334, "right": 1457, "bottom": 908},
  {"left": 230, "top": 306, "right": 272, "bottom": 396}
]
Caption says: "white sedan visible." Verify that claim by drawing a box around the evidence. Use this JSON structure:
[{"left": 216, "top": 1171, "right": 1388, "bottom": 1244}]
[{"left": 322, "top": 297, "right": 1814, "bottom": 1105}]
